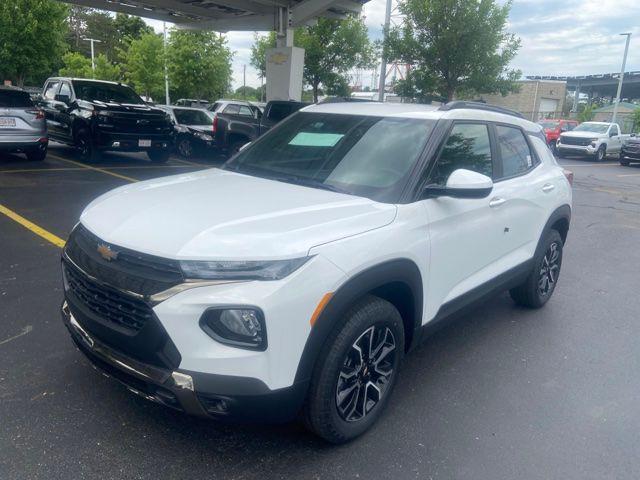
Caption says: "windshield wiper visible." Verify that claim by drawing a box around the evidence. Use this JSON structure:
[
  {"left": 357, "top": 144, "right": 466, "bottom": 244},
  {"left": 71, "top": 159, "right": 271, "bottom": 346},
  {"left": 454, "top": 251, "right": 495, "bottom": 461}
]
[{"left": 272, "top": 175, "right": 350, "bottom": 195}]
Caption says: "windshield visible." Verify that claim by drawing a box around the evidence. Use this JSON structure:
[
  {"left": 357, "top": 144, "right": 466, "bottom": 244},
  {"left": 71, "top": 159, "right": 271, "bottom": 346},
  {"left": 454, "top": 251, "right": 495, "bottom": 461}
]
[
  {"left": 174, "top": 109, "right": 213, "bottom": 125},
  {"left": 72, "top": 81, "right": 144, "bottom": 104},
  {"left": 573, "top": 122, "right": 609, "bottom": 134},
  {"left": 539, "top": 121, "right": 558, "bottom": 129},
  {"left": 224, "top": 112, "right": 435, "bottom": 202}
]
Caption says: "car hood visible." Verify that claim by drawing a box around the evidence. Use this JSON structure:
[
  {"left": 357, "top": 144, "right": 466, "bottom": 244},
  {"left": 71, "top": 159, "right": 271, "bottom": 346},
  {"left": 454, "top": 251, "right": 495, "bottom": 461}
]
[
  {"left": 79, "top": 99, "right": 167, "bottom": 116},
  {"left": 561, "top": 131, "right": 605, "bottom": 139},
  {"left": 80, "top": 169, "right": 397, "bottom": 261}
]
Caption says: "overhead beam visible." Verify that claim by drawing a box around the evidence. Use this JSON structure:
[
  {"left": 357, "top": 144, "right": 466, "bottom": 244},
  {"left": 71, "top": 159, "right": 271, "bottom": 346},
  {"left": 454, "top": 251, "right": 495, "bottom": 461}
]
[
  {"left": 59, "top": 0, "right": 194, "bottom": 23},
  {"left": 181, "top": 13, "right": 275, "bottom": 31},
  {"left": 290, "top": 0, "right": 362, "bottom": 26}
]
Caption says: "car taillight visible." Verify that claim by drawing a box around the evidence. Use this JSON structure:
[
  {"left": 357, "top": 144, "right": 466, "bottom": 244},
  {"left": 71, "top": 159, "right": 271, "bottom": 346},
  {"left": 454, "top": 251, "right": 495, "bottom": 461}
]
[
  {"left": 563, "top": 169, "right": 573, "bottom": 186},
  {"left": 212, "top": 115, "right": 218, "bottom": 134},
  {"left": 27, "top": 109, "right": 45, "bottom": 120}
]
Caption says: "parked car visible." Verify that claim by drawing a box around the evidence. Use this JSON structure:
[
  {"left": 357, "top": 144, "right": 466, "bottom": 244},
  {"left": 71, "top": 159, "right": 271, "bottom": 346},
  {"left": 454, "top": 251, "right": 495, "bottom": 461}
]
[
  {"left": 620, "top": 133, "right": 640, "bottom": 166},
  {"left": 538, "top": 119, "right": 579, "bottom": 150},
  {"left": 175, "top": 99, "right": 210, "bottom": 108},
  {"left": 159, "top": 106, "right": 216, "bottom": 159},
  {"left": 40, "top": 78, "right": 174, "bottom": 162},
  {"left": 60, "top": 101, "right": 572, "bottom": 443},
  {"left": 211, "top": 100, "right": 307, "bottom": 155},
  {"left": 557, "top": 121, "right": 629, "bottom": 161},
  {"left": 0, "top": 85, "right": 48, "bottom": 161}
]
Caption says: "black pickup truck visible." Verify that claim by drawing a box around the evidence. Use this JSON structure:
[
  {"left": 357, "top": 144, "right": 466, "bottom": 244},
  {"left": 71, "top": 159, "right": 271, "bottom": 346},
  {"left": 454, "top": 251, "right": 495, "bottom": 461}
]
[
  {"left": 211, "top": 100, "right": 308, "bottom": 156},
  {"left": 40, "top": 78, "right": 173, "bottom": 162}
]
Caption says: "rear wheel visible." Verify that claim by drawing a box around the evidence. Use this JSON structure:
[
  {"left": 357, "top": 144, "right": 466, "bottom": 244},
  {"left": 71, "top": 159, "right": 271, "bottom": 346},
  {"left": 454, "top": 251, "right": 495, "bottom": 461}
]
[
  {"left": 26, "top": 144, "right": 47, "bottom": 161},
  {"left": 76, "top": 129, "right": 99, "bottom": 163},
  {"left": 147, "top": 149, "right": 170, "bottom": 163},
  {"left": 304, "top": 295, "right": 404, "bottom": 444},
  {"left": 510, "top": 229, "right": 563, "bottom": 309}
]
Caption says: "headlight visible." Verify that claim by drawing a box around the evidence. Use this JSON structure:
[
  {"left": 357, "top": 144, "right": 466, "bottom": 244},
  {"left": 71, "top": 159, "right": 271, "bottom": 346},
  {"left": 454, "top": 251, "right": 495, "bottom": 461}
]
[
  {"left": 180, "top": 257, "right": 310, "bottom": 281},
  {"left": 590, "top": 138, "right": 599, "bottom": 143},
  {"left": 200, "top": 308, "right": 266, "bottom": 350},
  {"left": 194, "top": 131, "right": 213, "bottom": 141}
]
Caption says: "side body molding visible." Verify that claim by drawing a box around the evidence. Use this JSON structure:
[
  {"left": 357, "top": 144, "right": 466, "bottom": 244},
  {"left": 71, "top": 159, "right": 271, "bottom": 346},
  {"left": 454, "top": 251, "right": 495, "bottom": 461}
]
[{"left": 294, "top": 259, "right": 423, "bottom": 384}]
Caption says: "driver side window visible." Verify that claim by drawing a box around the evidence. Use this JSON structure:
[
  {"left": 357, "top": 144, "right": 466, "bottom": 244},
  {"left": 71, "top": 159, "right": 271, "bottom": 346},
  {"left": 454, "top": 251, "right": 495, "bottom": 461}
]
[{"left": 431, "top": 123, "right": 493, "bottom": 185}]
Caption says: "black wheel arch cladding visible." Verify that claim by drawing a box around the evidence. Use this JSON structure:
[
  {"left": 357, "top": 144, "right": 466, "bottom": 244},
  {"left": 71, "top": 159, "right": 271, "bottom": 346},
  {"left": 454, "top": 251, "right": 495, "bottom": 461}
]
[{"left": 294, "top": 258, "right": 423, "bottom": 385}]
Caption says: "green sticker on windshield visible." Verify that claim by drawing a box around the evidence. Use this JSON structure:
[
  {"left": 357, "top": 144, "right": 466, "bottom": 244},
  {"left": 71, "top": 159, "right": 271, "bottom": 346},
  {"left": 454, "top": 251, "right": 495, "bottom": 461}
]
[{"left": 289, "top": 132, "right": 344, "bottom": 147}]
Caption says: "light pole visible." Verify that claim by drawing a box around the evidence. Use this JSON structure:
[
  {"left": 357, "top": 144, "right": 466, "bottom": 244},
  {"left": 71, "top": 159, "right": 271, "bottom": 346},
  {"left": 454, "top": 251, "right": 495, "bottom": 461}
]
[
  {"left": 611, "top": 33, "right": 631, "bottom": 126},
  {"left": 82, "top": 38, "right": 102, "bottom": 76},
  {"left": 163, "top": 22, "right": 170, "bottom": 105},
  {"left": 377, "top": 0, "right": 392, "bottom": 102}
]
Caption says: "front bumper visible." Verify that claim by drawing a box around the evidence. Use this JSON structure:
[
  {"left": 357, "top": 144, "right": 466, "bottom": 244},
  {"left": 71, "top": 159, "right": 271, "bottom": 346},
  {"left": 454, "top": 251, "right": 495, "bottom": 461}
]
[
  {"left": 93, "top": 130, "right": 173, "bottom": 152},
  {"left": 621, "top": 149, "right": 640, "bottom": 161},
  {"left": 61, "top": 301, "right": 307, "bottom": 422},
  {"left": 557, "top": 143, "right": 597, "bottom": 156}
]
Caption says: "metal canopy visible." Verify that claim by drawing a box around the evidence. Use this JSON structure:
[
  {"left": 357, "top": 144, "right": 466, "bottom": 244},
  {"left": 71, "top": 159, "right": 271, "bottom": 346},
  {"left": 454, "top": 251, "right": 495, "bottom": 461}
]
[{"left": 60, "top": 0, "right": 366, "bottom": 31}]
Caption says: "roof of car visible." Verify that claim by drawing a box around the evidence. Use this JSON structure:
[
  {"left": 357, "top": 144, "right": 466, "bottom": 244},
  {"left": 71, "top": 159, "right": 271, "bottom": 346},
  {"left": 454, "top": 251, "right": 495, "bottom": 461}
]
[
  {"left": 0, "top": 85, "right": 26, "bottom": 91},
  {"left": 302, "top": 102, "right": 542, "bottom": 133},
  {"left": 47, "top": 77, "right": 127, "bottom": 85}
]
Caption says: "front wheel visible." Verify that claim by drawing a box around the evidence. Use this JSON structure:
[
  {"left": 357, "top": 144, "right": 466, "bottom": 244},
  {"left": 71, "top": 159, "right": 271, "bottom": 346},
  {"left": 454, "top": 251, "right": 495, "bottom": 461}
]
[
  {"left": 595, "top": 145, "right": 606, "bottom": 162},
  {"left": 76, "top": 129, "right": 99, "bottom": 163},
  {"left": 177, "top": 137, "right": 194, "bottom": 158},
  {"left": 510, "top": 229, "right": 563, "bottom": 308},
  {"left": 303, "top": 295, "right": 404, "bottom": 444},
  {"left": 619, "top": 152, "right": 630, "bottom": 166},
  {"left": 147, "top": 149, "right": 170, "bottom": 163}
]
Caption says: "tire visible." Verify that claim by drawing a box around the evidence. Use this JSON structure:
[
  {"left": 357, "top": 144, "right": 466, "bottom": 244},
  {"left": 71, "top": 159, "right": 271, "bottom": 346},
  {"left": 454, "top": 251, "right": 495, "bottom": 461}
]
[
  {"left": 303, "top": 295, "right": 405, "bottom": 444},
  {"left": 595, "top": 145, "right": 606, "bottom": 162},
  {"left": 619, "top": 152, "right": 630, "bottom": 166},
  {"left": 147, "top": 149, "right": 170, "bottom": 163},
  {"left": 76, "top": 129, "right": 99, "bottom": 163},
  {"left": 26, "top": 145, "right": 47, "bottom": 161},
  {"left": 177, "top": 137, "right": 194, "bottom": 159},
  {"left": 510, "top": 229, "right": 563, "bottom": 309}
]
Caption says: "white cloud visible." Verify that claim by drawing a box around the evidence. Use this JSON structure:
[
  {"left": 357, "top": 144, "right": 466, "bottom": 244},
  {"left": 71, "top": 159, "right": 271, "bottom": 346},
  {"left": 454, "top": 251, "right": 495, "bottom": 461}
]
[{"left": 142, "top": 0, "right": 640, "bottom": 90}]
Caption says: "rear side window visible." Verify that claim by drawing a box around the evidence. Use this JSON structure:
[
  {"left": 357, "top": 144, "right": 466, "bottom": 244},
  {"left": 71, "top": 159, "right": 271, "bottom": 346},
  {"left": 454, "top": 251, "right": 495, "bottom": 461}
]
[
  {"left": 223, "top": 104, "right": 240, "bottom": 114},
  {"left": 495, "top": 125, "right": 534, "bottom": 179},
  {"left": 238, "top": 105, "right": 253, "bottom": 117},
  {"left": 432, "top": 123, "right": 493, "bottom": 184},
  {"left": 43, "top": 81, "right": 60, "bottom": 100},
  {"left": 0, "top": 90, "right": 34, "bottom": 108}
]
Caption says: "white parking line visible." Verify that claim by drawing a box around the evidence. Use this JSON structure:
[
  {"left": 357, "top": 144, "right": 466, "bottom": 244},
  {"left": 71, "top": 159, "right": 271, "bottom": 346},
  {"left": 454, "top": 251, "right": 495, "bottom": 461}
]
[{"left": 558, "top": 163, "right": 617, "bottom": 167}]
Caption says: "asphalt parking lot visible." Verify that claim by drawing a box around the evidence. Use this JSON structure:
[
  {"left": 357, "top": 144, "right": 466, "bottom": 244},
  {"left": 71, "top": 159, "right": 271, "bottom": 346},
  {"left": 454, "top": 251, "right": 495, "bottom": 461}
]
[{"left": 1, "top": 145, "right": 640, "bottom": 480}]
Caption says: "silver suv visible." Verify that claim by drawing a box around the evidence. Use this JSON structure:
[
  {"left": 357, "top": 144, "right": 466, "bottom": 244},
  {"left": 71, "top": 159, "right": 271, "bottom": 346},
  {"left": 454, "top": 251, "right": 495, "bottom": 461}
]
[{"left": 0, "top": 86, "right": 48, "bottom": 161}]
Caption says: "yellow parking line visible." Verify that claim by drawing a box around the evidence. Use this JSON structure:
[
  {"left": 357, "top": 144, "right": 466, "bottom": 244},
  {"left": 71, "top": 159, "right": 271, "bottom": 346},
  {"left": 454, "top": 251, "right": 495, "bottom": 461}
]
[
  {"left": 0, "top": 165, "right": 194, "bottom": 174},
  {"left": 48, "top": 154, "right": 138, "bottom": 183},
  {"left": 0, "top": 204, "right": 66, "bottom": 248},
  {"left": 172, "top": 158, "right": 209, "bottom": 167}
]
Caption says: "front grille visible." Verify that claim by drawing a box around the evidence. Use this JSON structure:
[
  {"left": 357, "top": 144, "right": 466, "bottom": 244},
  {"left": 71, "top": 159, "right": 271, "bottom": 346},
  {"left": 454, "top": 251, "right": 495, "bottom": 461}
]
[
  {"left": 561, "top": 136, "right": 592, "bottom": 146},
  {"left": 64, "top": 224, "right": 183, "bottom": 296},
  {"left": 624, "top": 142, "right": 640, "bottom": 153},
  {"left": 65, "top": 263, "right": 153, "bottom": 332},
  {"left": 109, "top": 111, "right": 171, "bottom": 135}
]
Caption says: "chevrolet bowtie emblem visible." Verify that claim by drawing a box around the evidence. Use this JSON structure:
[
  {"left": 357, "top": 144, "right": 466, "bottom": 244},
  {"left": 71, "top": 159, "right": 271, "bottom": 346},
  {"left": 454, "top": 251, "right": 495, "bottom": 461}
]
[{"left": 97, "top": 243, "right": 118, "bottom": 261}]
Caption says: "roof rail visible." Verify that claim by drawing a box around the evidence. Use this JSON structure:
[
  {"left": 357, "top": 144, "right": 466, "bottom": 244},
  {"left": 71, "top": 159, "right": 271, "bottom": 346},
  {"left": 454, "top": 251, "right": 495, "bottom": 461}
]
[{"left": 438, "top": 101, "right": 524, "bottom": 119}]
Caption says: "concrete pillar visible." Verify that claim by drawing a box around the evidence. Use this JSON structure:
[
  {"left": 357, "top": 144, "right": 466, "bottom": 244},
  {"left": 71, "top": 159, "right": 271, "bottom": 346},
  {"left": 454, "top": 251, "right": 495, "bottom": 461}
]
[
  {"left": 571, "top": 81, "right": 581, "bottom": 113},
  {"left": 265, "top": 8, "right": 304, "bottom": 102}
]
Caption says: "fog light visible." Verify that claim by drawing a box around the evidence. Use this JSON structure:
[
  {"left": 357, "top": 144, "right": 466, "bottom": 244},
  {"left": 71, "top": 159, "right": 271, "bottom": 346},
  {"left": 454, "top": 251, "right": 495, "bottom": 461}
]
[
  {"left": 200, "top": 308, "right": 266, "bottom": 350},
  {"left": 112, "top": 141, "right": 120, "bottom": 147},
  {"left": 171, "top": 371, "right": 194, "bottom": 391}
]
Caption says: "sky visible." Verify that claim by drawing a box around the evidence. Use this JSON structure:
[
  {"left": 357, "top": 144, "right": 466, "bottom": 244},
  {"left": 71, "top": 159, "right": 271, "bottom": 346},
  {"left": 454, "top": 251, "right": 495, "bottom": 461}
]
[{"left": 145, "top": 0, "right": 640, "bottom": 90}]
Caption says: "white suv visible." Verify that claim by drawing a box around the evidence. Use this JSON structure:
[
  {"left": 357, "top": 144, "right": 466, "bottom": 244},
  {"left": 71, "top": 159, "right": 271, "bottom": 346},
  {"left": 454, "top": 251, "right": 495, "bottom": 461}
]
[{"left": 60, "top": 101, "right": 572, "bottom": 443}]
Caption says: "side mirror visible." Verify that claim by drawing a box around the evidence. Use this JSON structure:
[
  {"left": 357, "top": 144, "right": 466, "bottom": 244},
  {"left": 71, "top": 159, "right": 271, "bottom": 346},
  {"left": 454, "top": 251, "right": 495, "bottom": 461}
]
[
  {"left": 55, "top": 94, "right": 70, "bottom": 105},
  {"left": 631, "top": 133, "right": 637, "bottom": 137},
  {"left": 423, "top": 169, "right": 493, "bottom": 199}
]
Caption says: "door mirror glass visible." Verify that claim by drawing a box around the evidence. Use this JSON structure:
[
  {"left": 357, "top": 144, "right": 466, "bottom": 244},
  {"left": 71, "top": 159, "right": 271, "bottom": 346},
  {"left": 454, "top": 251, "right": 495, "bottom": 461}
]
[{"left": 423, "top": 169, "right": 493, "bottom": 199}]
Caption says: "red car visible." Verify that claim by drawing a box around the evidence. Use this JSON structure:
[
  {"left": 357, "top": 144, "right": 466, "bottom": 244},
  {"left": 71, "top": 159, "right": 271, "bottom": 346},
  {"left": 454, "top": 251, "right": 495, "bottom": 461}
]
[{"left": 539, "top": 119, "right": 579, "bottom": 150}]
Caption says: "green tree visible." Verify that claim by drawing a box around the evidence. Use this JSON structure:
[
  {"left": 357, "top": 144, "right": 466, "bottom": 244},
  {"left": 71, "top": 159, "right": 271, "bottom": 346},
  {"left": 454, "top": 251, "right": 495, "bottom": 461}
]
[
  {"left": 123, "top": 33, "right": 165, "bottom": 99},
  {"left": 578, "top": 104, "right": 595, "bottom": 123},
  {"left": 295, "top": 16, "right": 375, "bottom": 102},
  {"left": 250, "top": 32, "right": 276, "bottom": 80},
  {"left": 386, "top": 0, "right": 521, "bottom": 102},
  {"left": 59, "top": 52, "right": 120, "bottom": 81},
  {"left": 59, "top": 52, "right": 93, "bottom": 78},
  {"left": 0, "top": 0, "right": 68, "bottom": 87},
  {"left": 632, "top": 108, "right": 640, "bottom": 133},
  {"left": 234, "top": 85, "right": 259, "bottom": 100},
  {"left": 167, "top": 29, "right": 233, "bottom": 101}
]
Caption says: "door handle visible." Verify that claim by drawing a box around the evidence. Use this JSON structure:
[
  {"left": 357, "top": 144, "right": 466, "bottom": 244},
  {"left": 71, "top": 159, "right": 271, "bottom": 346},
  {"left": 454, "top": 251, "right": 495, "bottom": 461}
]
[
  {"left": 489, "top": 197, "right": 506, "bottom": 208},
  {"left": 542, "top": 183, "right": 555, "bottom": 193}
]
